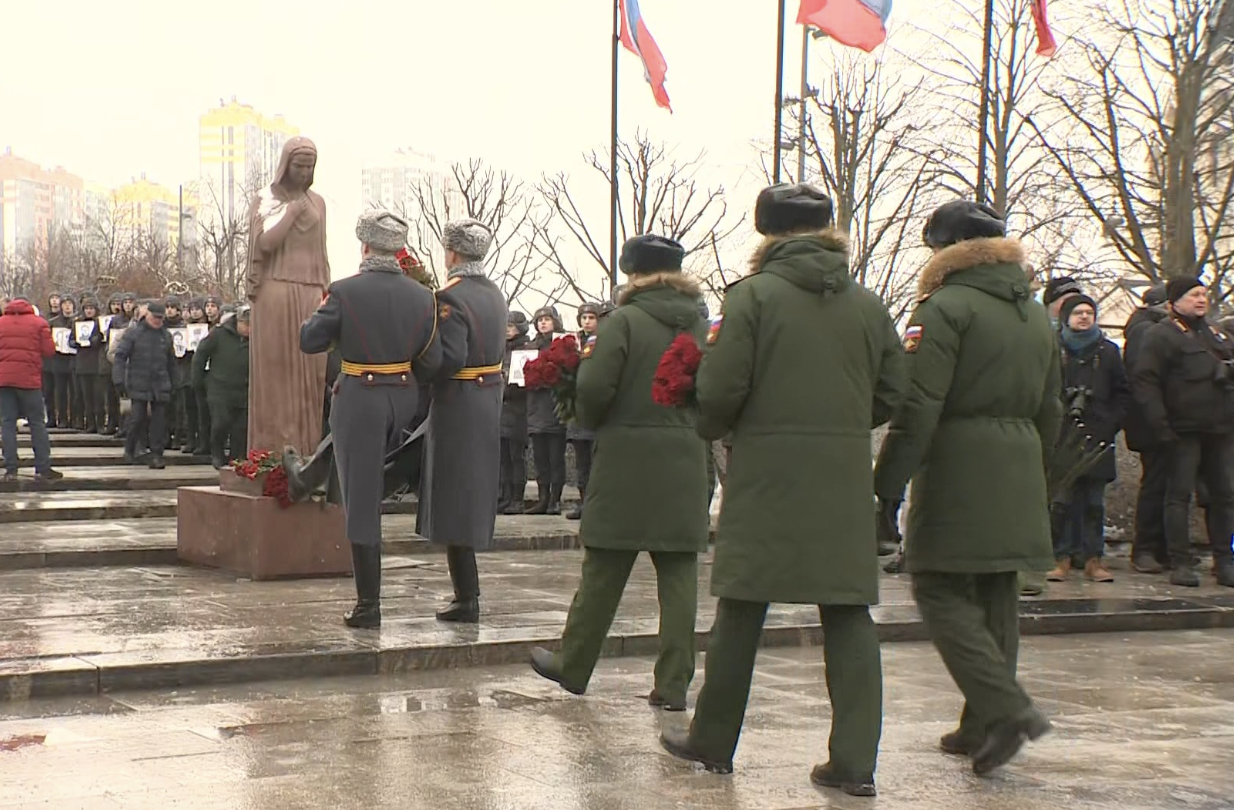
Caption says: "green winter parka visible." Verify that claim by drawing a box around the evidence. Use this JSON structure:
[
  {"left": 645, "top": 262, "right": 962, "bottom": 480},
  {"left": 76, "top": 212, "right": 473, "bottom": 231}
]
[
  {"left": 191, "top": 318, "right": 250, "bottom": 411},
  {"left": 575, "top": 272, "right": 710, "bottom": 553},
  {"left": 697, "top": 231, "right": 906, "bottom": 605},
  {"left": 874, "top": 237, "right": 1061, "bottom": 575}
]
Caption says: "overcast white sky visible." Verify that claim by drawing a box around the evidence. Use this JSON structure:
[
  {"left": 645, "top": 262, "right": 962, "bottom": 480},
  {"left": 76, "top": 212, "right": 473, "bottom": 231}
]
[{"left": 2, "top": 0, "right": 943, "bottom": 291}]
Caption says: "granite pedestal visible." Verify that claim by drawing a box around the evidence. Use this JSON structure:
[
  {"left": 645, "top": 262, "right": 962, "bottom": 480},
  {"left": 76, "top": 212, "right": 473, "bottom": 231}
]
[{"left": 176, "top": 480, "right": 351, "bottom": 581}]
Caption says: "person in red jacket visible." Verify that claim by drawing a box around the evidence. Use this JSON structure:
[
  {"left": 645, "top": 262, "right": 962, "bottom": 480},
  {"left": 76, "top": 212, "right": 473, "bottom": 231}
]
[{"left": 0, "top": 297, "right": 63, "bottom": 483}]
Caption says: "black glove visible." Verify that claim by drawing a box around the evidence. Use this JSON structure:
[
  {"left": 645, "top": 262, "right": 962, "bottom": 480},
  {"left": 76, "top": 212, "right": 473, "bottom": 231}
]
[
  {"left": 116, "top": 384, "right": 127, "bottom": 399},
  {"left": 876, "top": 497, "right": 903, "bottom": 552}
]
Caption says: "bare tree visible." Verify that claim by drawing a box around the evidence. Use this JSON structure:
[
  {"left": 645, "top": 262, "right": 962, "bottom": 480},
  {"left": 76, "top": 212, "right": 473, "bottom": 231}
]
[
  {"left": 1031, "top": 0, "right": 1234, "bottom": 298},
  {"left": 196, "top": 176, "right": 255, "bottom": 300},
  {"left": 777, "top": 53, "right": 945, "bottom": 319},
  {"left": 396, "top": 159, "right": 559, "bottom": 305},
  {"left": 537, "top": 131, "right": 745, "bottom": 302},
  {"left": 903, "top": 0, "right": 1099, "bottom": 287}
]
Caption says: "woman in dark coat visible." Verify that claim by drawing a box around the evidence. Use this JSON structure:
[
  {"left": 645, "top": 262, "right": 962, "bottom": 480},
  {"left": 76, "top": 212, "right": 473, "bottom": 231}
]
[
  {"left": 69, "top": 296, "right": 106, "bottom": 433},
  {"left": 1047, "top": 294, "right": 1129, "bottom": 583},
  {"left": 500, "top": 311, "right": 531, "bottom": 513},
  {"left": 525, "top": 304, "right": 567, "bottom": 514}
]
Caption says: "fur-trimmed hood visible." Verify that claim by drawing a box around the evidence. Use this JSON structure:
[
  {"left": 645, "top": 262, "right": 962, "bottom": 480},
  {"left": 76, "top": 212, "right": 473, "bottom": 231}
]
[
  {"left": 747, "top": 229, "right": 851, "bottom": 295},
  {"left": 917, "top": 237, "right": 1028, "bottom": 299},
  {"left": 618, "top": 271, "right": 703, "bottom": 330}
]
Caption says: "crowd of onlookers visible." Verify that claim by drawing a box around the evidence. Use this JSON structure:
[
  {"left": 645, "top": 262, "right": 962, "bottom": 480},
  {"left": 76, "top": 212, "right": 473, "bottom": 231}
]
[
  {"left": 1040, "top": 275, "right": 1234, "bottom": 589},
  {"left": 0, "top": 291, "right": 251, "bottom": 482}
]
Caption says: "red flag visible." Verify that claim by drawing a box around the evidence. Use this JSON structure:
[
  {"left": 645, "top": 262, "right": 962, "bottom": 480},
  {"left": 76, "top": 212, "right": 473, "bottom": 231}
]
[
  {"left": 1029, "top": 0, "right": 1057, "bottom": 57},
  {"left": 797, "top": 0, "right": 891, "bottom": 53}
]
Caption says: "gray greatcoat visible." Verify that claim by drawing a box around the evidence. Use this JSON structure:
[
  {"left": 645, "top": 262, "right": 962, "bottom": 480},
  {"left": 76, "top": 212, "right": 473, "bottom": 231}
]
[
  {"left": 417, "top": 268, "right": 509, "bottom": 550},
  {"left": 299, "top": 255, "right": 443, "bottom": 547}
]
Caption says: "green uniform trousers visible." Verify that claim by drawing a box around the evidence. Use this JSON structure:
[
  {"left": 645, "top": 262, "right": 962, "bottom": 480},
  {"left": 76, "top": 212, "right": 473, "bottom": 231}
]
[
  {"left": 688, "top": 598, "right": 883, "bottom": 775},
  {"left": 912, "top": 571, "right": 1030, "bottom": 738},
  {"left": 556, "top": 547, "right": 698, "bottom": 704}
]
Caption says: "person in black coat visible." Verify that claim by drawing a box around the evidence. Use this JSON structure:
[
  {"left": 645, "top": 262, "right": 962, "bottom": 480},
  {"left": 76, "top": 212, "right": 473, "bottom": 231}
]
[
  {"left": 525, "top": 304, "right": 566, "bottom": 514},
  {"left": 1133, "top": 277, "right": 1234, "bottom": 588},
  {"left": 500, "top": 311, "right": 531, "bottom": 513},
  {"left": 1046, "top": 295, "right": 1129, "bottom": 584},
  {"left": 1122, "top": 284, "right": 1172, "bottom": 572},
  {"left": 113, "top": 302, "right": 176, "bottom": 469}
]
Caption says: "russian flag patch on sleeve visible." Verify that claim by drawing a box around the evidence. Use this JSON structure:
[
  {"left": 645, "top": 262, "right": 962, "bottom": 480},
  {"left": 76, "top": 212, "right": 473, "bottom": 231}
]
[
  {"left": 903, "top": 324, "right": 923, "bottom": 353},
  {"left": 706, "top": 315, "right": 723, "bottom": 345}
]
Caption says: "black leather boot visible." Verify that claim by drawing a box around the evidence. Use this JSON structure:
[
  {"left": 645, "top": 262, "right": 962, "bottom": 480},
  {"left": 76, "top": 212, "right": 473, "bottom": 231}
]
[
  {"left": 506, "top": 470, "right": 528, "bottom": 514},
  {"left": 344, "top": 544, "right": 381, "bottom": 629},
  {"left": 524, "top": 478, "right": 550, "bottom": 514},
  {"left": 436, "top": 546, "right": 480, "bottom": 623},
  {"left": 546, "top": 484, "right": 562, "bottom": 516},
  {"left": 282, "top": 436, "right": 335, "bottom": 503},
  {"left": 565, "top": 486, "right": 584, "bottom": 521}
]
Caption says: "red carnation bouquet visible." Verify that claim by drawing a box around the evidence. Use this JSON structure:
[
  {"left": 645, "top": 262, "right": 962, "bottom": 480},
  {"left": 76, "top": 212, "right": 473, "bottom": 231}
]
[
  {"left": 523, "top": 334, "right": 581, "bottom": 422},
  {"left": 230, "top": 449, "right": 293, "bottom": 509},
  {"left": 652, "top": 333, "right": 703, "bottom": 408}
]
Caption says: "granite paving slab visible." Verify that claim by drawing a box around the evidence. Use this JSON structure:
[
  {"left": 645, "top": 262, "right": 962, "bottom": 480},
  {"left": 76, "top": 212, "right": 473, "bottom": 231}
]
[
  {"left": 0, "top": 550, "right": 1230, "bottom": 700},
  {"left": 0, "top": 484, "right": 578, "bottom": 524},
  {"left": 0, "top": 514, "right": 583, "bottom": 569},
  {"left": 1, "top": 630, "right": 1232, "bottom": 809},
  {"left": 0, "top": 466, "right": 219, "bottom": 493}
]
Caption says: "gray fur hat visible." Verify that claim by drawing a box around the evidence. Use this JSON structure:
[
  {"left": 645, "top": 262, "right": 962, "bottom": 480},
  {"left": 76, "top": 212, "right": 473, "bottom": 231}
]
[
  {"left": 442, "top": 218, "right": 494, "bottom": 261},
  {"left": 356, "top": 210, "right": 408, "bottom": 254}
]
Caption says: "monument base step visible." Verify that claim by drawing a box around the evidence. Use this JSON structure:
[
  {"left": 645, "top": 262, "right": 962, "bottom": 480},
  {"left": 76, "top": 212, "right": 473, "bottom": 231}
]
[{"left": 177, "top": 487, "right": 352, "bottom": 580}]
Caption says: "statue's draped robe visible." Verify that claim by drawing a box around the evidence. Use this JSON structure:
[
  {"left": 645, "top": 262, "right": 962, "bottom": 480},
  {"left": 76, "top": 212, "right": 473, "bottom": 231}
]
[{"left": 246, "top": 137, "right": 329, "bottom": 456}]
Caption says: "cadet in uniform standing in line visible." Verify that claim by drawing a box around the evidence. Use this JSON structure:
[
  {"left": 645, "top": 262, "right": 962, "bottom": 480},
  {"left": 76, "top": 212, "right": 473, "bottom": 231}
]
[
  {"left": 417, "top": 218, "right": 508, "bottom": 624},
  {"left": 299, "top": 210, "right": 444, "bottom": 629},
  {"left": 565, "top": 301, "right": 603, "bottom": 520},
  {"left": 529, "top": 235, "right": 708, "bottom": 710},
  {"left": 874, "top": 200, "right": 1058, "bottom": 774},
  {"left": 660, "top": 185, "right": 905, "bottom": 797}
]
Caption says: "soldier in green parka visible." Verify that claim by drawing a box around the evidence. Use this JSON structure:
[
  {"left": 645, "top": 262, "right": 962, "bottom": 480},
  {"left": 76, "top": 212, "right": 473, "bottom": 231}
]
[
  {"left": 873, "top": 200, "right": 1059, "bottom": 776},
  {"left": 660, "top": 184, "right": 906, "bottom": 798},
  {"left": 529, "top": 235, "right": 710, "bottom": 711}
]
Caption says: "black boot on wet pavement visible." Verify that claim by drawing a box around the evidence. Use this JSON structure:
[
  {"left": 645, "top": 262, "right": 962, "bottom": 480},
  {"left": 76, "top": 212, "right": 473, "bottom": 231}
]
[
  {"left": 647, "top": 690, "right": 686, "bottom": 712},
  {"left": 659, "top": 728, "right": 733, "bottom": 774},
  {"left": 436, "top": 546, "right": 480, "bottom": 623},
  {"left": 529, "top": 647, "right": 585, "bottom": 695},
  {"left": 344, "top": 544, "right": 381, "bottom": 629},
  {"left": 810, "top": 762, "right": 876, "bottom": 797},
  {"left": 1214, "top": 559, "right": 1234, "bottom": 588},
  {"left": 1170, "top": 566, "right": 1201, "bottom": 587},
  {"left": 939, "top": 728, "right": 983, "bottom": 756},
  {"left": 972, "top": 706, "right": 1051, "bottom": 776}
]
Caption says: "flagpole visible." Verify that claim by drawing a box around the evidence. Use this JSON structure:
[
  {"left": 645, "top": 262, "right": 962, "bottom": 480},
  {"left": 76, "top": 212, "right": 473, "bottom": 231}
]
[
  {"left": 773, "top": 0, "right": 787, "bottom": 183},
  {"left": 610, "top": 0, "right": 621, "bottom": 294},
  {"left": 975, "top": 0, "right": 995, "bottom": 206}
]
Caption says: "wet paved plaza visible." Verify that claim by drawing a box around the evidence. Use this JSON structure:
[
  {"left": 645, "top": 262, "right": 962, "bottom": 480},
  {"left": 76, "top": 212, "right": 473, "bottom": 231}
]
[{"left": 1, "top": 629, "right": 1232, "bottom": 809}]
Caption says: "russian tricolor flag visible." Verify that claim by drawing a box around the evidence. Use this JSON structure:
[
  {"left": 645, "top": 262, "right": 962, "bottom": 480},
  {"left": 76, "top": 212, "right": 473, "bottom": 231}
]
[
  {"left": 797, "top": 0, "right": 892, "bottom": 53},
  {"left": 619, "top": 0, "right": 672, "bottom": 111}
]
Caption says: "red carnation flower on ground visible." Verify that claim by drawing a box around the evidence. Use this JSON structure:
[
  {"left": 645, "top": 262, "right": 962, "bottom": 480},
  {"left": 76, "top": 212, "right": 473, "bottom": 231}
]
[{"left": 652, "top": 333, "right": 703, "bottom": 407}]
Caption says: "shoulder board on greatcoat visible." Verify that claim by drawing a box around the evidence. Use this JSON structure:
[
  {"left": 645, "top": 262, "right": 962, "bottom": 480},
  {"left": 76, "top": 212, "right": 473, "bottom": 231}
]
[{"left": 440, "top": 277, "right": 462, "bottom": 292}]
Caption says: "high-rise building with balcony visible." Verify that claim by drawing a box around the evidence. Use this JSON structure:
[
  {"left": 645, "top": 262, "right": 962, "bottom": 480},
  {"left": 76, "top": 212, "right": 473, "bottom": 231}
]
[
  {"left": 0, "top": 147, "right": 85, "bottom": 263},
  {"left": 198, "top": 98, "right": 299, "bottom": 230}
]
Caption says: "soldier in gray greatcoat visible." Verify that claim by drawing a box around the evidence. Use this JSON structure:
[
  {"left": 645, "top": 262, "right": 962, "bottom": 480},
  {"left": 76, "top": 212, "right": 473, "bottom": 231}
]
[
  {"left": 298, "top": 210, "right": 444, "bottom": 629},
  {"left": 417, "top": 218, "right": 509, "bottom": 623}
]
